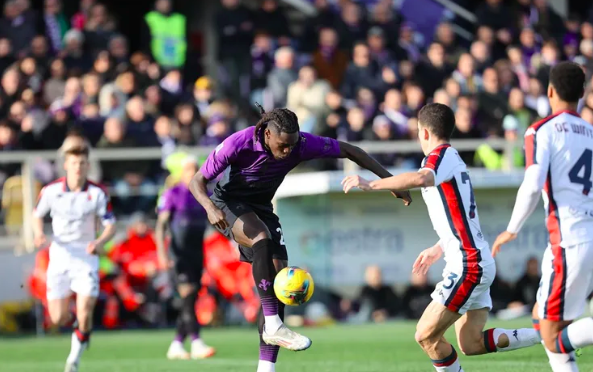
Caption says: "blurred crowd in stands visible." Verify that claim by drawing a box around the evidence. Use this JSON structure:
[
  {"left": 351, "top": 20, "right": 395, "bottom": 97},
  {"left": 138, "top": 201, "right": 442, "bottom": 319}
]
[{"left": 1, "top": 0, "right": 592, "bottom": 332}]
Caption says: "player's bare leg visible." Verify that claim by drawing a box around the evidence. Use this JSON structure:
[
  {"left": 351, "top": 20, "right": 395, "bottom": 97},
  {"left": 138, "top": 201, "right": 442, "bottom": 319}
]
[
  {"left": 232, "top": 214, "right": 310, "bottom": 359},
  {"left": 65, "top": 295, "right": 96, "bottom": 372},
  {"left": 454, "top": 307, "right": 540, "bottom": 355},
  {"left": 540, "top": 318, "right": 580, "bottom": 372},
  {"left": 415, "top": 301, "right": 463, "bottom": 372},
  {"left": 48, "top": 298, "right": 73, "bottom": 327}
]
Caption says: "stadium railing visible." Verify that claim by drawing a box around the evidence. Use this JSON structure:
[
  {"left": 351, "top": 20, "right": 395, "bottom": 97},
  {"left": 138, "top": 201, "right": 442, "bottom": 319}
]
[{"left": 0, "top": 138, "right": 516, "bottom": 253}]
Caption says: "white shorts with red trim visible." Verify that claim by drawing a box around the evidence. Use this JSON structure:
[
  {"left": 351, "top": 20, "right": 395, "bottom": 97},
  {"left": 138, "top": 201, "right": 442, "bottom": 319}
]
[
  {"left": 537, "top": 242, "right": 593, "bottom": 321},
  {"left": 431, "top": 261, "right": 495, "bottom": 315},
  {"left": 46, "top": 242, "right": 100, "bottom": 300}
]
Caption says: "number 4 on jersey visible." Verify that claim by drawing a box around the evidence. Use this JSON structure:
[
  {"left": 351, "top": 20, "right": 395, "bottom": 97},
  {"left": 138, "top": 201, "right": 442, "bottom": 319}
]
[{"left": 569, "top": 149, "right": 593, "bottom": 195}]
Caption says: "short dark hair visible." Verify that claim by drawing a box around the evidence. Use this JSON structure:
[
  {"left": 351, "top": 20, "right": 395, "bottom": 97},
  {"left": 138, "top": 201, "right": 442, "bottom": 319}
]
[
  {"left": 418, "top": 103, "right": 456, "bottom": 141},
  {"left": 549, "top": 61, "right": 585, "bottom": 103},
  {"left": 64, "top": 146, "right": 89, "bottom": 158},
  {"left": 254, "top": 104, "right": 299, "bottom": 136}
]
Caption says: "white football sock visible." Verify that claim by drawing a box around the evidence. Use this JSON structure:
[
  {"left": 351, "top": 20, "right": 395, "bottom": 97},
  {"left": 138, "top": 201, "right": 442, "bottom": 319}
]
[
  {"left": 264, "top": 315, "right": 283, "bottom": 334},
  {"left": 565, "top": 317, "right": 593, "bottom": 350},
  {"left": 545, "top": 346, "right": 579, "bottom": 372},
  {"left": 432, "top": 347, "right": 464, "bottom": 372},
  {"left": 257, "top": 360, "right": 276, "bottom": 372},
  {"left": 433, "top": 359, "right": 464, "bottom": 372},
  {"left": 492, "top": 328, "right": 542, "bottom": 352},
  {"left": 66, "top": 332, "right": 87, "bottom": 363}
]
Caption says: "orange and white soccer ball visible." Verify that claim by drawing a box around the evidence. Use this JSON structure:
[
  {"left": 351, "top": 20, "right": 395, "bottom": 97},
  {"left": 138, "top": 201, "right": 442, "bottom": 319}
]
[{"left": 273, "top": 266, "right": 315, "bottom": 306}]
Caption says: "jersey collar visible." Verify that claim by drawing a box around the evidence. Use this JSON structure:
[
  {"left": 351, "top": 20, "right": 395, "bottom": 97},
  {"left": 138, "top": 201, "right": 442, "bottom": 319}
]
[
  {"left": 63, "top": 179, "right": 89, "bottom": 192},
  {"left": 429, "top": 143, "right": 451, "bottom": 154}
]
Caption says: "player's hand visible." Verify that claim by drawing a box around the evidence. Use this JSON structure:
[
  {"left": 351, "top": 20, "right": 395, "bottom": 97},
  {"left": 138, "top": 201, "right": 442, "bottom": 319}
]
[
  {"left": 413, "top": 244, "right": 443, "bottom": 276},
  {"left": 86, "top": 240, "right": 104, "bottom": 255},
  {"left": 34, "top": 234, "right": 48, "bottom": 248},
  {"left": 207, "top": 206, "right": 229, "bottom": 231},
  {"left": 491, "top": 231, "right": 517, "bottom": 257},
  {"left": 391, "top": 190, "right": 412, "bottom": 206},
  {"left": 341, "top": 175, "right": 372, "bottom": 193}
]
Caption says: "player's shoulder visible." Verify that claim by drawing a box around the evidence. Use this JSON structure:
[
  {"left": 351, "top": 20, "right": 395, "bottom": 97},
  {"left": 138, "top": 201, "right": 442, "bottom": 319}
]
[
  {"left": 87, "top": 180, "right": 109, "bottom": 197},
  {"left": 526, "top": 110, "right": 581, "bottom": 135},
  {"left": 41, "top": 177, "right": 65, "bottom": 194},
  {"left": 218, "top": 127, "right": 255, "bottom": 153}
]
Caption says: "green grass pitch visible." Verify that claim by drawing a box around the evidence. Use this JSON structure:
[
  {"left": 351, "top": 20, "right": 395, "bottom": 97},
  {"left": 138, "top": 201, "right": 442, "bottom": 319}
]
[{"left": 1, "top": 319, "right": 592, "bottom": 372}]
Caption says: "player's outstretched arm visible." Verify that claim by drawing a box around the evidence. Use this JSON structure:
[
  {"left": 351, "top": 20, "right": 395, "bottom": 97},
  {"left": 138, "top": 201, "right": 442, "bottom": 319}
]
[
  {"left": 338, "top": 141, "right": 412, "bottom": 205},
  {"left": 342, "top": 169, "right": 435, "bottom": 194}
]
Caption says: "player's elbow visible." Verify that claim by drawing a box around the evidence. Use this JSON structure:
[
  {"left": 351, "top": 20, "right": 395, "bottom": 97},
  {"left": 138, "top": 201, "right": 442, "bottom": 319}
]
[{"left": 416, "top": 173, "right": 434, "bottom": 188}]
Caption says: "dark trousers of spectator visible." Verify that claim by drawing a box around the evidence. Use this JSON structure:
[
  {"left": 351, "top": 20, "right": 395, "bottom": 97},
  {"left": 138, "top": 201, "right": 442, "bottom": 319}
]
[{"left": 218, "top": 56, "right": 251, "bottom": 103}]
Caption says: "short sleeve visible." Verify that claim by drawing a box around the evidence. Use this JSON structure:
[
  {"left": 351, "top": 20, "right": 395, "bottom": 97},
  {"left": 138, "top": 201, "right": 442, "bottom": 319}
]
[
  {"left": 298, "top": 132, "right": 341, "bottom": 161},
  {"left": 33, "top": 187, "right": 50, "bottom": 218},
  {"left": 96, "top": 190, "right": 115, "bottom": 226},
  {"left": 420, "top": 147, "right": 457, "bottom": 187},
  {"left": 158, "top": 189, "right": 175, "bottom": 214},
  {"left": 200, "top": 134, "right": 241, "bottom": 181},
  {"left": 524, "top": 124, "right": 552, "bottom": 171}
]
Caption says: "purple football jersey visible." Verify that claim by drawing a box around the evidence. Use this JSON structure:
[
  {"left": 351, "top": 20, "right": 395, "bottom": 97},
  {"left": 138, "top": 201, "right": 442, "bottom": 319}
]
[{"left": 201, "top": 126, "right": 341, "bottom": 203}]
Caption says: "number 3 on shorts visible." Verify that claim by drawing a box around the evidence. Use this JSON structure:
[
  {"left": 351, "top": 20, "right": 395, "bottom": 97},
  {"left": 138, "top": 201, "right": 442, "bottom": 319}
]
[
  {"left": 276, "top": 227, "right": 286, "bottom": 246},
  {"left": 443, "top": 272, "right": 459, "bottom": 289}
]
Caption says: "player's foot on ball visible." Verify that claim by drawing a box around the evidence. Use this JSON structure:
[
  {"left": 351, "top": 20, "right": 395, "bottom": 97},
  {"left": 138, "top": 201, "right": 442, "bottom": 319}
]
[
  {"left": 166, "top": 341, "right": 190, "bottom": 360},
  {"left": 190, "top": 339, "right": 216, "bottom": 359},
  {"left": 64, "top": 361, "right": 79, "bottom": 372},
  {"left": 262, "top": 324, "right": 312, "bottom": 351}
]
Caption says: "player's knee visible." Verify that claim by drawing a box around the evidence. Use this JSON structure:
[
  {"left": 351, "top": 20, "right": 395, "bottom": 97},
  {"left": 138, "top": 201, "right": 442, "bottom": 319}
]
[
  {"left": 50, "top": 311, "right": 70, "bottom": 326},
  {"left": 252, "top": 232, "right": 272, "bottom": 245},
  {"left": 414, "top": 328, "right": 439, "bottom": 351},
  {"left": 542, "top": 335, "right": 560, "bottom": 353}
]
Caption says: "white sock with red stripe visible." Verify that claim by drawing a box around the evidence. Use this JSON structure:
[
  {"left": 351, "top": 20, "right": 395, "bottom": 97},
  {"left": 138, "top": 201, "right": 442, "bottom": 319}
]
[
  {"left": 558, "top": 318, "right": 593, "bottom": 352},
  {"left": 545, "top": 346, "right": 578, "bottom": 372},
  {"left": 431, "top": 346, "right": 464, "bottom": 372},
  {"left": 483, "top": 328, "right": 541, "bottom": 352}
]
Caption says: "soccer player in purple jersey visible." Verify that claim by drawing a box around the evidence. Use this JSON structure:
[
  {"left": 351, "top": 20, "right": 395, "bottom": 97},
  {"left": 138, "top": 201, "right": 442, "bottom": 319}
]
[
  {"left": 189, "top": 107, "right": 411, "bottom": 372},
  {"left": 156, "top": 158, "right": 215, "bottom": 360}
]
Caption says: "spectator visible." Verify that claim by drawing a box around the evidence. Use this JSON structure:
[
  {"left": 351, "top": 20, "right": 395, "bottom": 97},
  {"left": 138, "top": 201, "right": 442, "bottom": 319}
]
[
  {"left": 416, "top": 42, "right": 451, "bottom": 98},
  {"left": 287, "top": 65, "right": 330, "bottom": 134},
  {"left": 531, "top": 0, "right": 565, "bottom": 42},
  {"left": 583, "top": 21, "right": 593, "bottom": 42},
  {"left": 434, "top": 22, "right": 465, "bottom": 67},
  {"left": 366, "top": 27, "right": 396, "bottom": 71},
  {"left": 0, "top": 121, "right": 20, "bottom": 186},
  {"left": 19, "top": 57, "right": 43, "bottom": 94},
  {"left": 433, "top": 89, "right": 451, "bottom": 107},
  {"left": 401, "top": 273, "right": 433, "bottom": 320},
  {"left": 470, "top": 40, "right": 491, "bottom": 74},
  {"left": 0, "top": 38, "right": 15, "bottom": 74},
  {"left": 490, "top": 271, "right": 513, "bottom": 313},
  {"left": 41, "top": 107, "right": 71, "bottom": 149},
  {"left": 533, "top": 41, "right": 560, "bottom": 90},
  {"left": 93, "top": 50, "right": 115, "bottom": 82},
  {"left": 477, "top": 67, "right": 508, "bottom": 136},
  {"left": 254, "top": 0, "right": 291, "bottom": 46},
  {"left": 505, "top": 87, "right": 535, "bottom": 136},
  {"left": 301, "top": 0, "right": 335, "bottom": 53},
  {"left": 370, "top": 116, "right": 396, "bottom": 166},
  {"left": 524, "top": 77, "right": 550, "bottom": 118},
  {"left": 97, "top": 117, "right": 154, "bottom": 214},
  {"left": 444, "top": 78, "right": 461, "bottom": 107},
  {"left": 354, "top": 266, "right": 399, "bottom": 323},
  {"left": 402, "top": 82, "right": 424, "bottom": 117},
  {"left": 143, "top": 0, "right": 187, "bottom": 70},
  {"left": 249, "top": 33, "right": 274, "bottom": 108},
  {"left": 0, "top": 68, "right": 23, "bottom": 118},
  {"left": 512, "top": 257, "right": 540, "bottom": 308},
  {"left": 582, "top": 105, "right": 593, "bottom": 124},
  {"left": 158, "top": 69, "right": 183, "bottom": 115},
  {"left": 72, "top": 0, "right": 96, "bottom": 31},
  {"left": 109, "top": 34, "right": 129, "bottom": 70},
  {"left": 81, "top": 72, "right": 101, "bottom": 105},
  {"left": 154, "top": 115, "right": 175, "bottom": 163},
  {"left": 368, "top": 0, "right": 402, "bottom": 54},
  {"left": 125, "top": 95, "right": 157, "bottom": 147},
  {"left": 84, "top": 3, "right": 117, "bottom": 55},
  {"left": 494, "top": 59, "right": 518, "bottom": 94},
  {"left": 507, "top": 45, "right": 530, "bottom": 92},
  {"left": 62, "top": 29, "right": 91, "bottom": 73},
  {"left": 579, "top": 39, "right": 593, "bottom": 82},
  {"left": 394, "top": 22, "right": 421, "bottom": 63},
  {"left": 191, "top": 77, "right": 213, "bottom": 121},
  {"left": 452, "top": 106, "right": 481, "bottom": 165},
  {"left": 452, "top": 53, "right": 482, "bottom": 94},
  {"left": 42, "top": 0, "right": 69, "bottom": 55},
  {"left": 378, "top": 88, "right": 409, "bottom": 136},
  {"left": 0, "top": 0, "right": 37, "bottom": 58},
  {"left": 312, "top": 27, "right": 349, "bottom": 90},
  {"left": 172, "top": 103, "right": 200, "bottom": 145},
  {"left": 266, "top": 46, "right": 297, "bottom": 108},
  {"left": 215, "top": 0, "right": 253, "bottom": 101},
  {"left": 335, "top": 1, "right": 367, "bottom": 51},
  {"left": 199, "top": 114, "right": 230, "bottom": 147},
  {"left": 519, "top": 27, "right": 540, "bottom": 70},
  {"left": 339, "top": 106, "right": 370, "bottom": 142},
  {"left": 30, "top": 36, "right": 50, "bottom": 76},
  {"left": 50, "top": 76, "right": 82, "bottom": 119},
  {"left": 341, "top": 42, "right": 382, "bottom": 99},
  {"left": 44, "top": 59, "right": 66, "bottom": 105},
  {"left": 475, "top": 0, "right": 513, "bottom": 36}
]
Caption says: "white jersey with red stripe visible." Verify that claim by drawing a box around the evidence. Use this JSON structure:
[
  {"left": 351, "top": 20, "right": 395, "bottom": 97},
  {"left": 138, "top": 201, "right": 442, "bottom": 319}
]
[
  {"left": 420, "top": 144, "right": 493, "bottom": 268},
  {"left": 34, "top": 178, "right": 115, "bottom": 270},
  {"left": 524, "top": 110, "right": 593, "bottom": 247}
]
